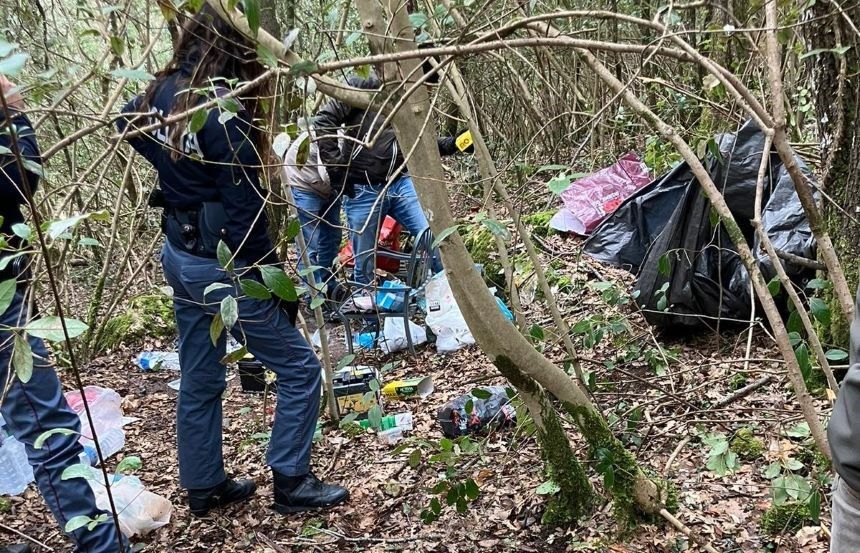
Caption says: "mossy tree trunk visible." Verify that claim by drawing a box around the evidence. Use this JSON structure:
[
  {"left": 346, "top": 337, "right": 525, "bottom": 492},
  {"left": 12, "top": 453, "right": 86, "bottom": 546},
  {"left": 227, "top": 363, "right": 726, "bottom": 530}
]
[
  {"left": 805, "top": 2, "right": 860, "bottom": 347},
  {"left": 350, "top": 0, "right": 666, "bottom": 526}
]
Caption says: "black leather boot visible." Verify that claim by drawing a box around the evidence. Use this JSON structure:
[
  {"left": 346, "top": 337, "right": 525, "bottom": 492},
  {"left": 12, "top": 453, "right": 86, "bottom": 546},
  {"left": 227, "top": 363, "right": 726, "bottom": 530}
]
[
  {"left": 0, "top": 545, "right": 32, "bottom": 553},
  {"left": 272, "top": 471, "right": 349, "bottom": 513},
  {"left": 187, "top": 477, "right": 257, "bottom": 517}
]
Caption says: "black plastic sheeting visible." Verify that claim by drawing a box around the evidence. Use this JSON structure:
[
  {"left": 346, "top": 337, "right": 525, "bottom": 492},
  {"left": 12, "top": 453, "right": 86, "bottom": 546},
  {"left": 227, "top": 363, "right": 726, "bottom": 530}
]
[{"left": 583, "top": 121, "right": 817, "bottom": 330}]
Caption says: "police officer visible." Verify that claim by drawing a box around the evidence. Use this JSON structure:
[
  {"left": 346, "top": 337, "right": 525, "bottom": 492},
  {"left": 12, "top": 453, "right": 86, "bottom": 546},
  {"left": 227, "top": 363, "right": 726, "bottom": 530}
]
[
  {"left": 0, "top": 77, "right": 128, "bottom": 552},
  {"left": 117, "top": 6, "right": 347, "bottom": 516}
]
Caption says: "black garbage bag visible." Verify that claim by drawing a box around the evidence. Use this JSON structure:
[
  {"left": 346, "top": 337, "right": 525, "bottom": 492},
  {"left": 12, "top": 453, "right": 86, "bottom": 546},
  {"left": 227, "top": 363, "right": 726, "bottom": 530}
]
[{"left": 583, "top": 121, "right": 817, "bottom": 330}]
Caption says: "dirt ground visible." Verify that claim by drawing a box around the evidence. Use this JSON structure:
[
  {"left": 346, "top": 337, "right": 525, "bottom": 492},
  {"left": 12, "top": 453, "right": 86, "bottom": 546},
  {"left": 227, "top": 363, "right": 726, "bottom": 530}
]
[{"left": 0, "top": 236, "right": 834, "bottom": 553}]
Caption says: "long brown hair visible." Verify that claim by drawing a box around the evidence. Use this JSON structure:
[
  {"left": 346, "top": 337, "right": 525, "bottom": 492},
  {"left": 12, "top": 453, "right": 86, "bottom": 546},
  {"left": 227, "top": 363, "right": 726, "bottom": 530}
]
[{"left": 140, "top": 5, "right": 272, "bottom": 161}]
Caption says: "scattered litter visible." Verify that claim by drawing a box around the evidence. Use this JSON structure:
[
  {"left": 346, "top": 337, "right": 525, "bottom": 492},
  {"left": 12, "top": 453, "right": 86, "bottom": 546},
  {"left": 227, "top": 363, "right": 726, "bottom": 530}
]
[
  {"left": 65, "top": 386, "right": 126, "bottom": 462},
  {"left": 377, "top": 427, "right": 403, "bottom": 445},
  {"left": 167, "top": 378, "right": 181, "bottom": 391},
  {"left": 379, "top": 317, "right": 427, "bottom": 354},
  {"left": 382, "top": 377, "right": 433, "bottom": 399},
  {"left": 136, "top": 351, "right": 180, "bottom": 371},
  {"left": 354, "top": 331, "right": 377, "bottom": 350},
  {"left": 584, "top": 121, "right": 817, "bottom": 329},
  {"left": 425, "top": 272, "right": 513, "bottom": 352},
  {"left": 437, "top": 386, "right": 516, "bottom": 438},
  {"left": 376, "top": 279, "right": 407, "bottom": 311},
  {"left": 88, "top": 469, "right": 172, "bottom": 537},
  {"left": 0, "top": 416, "right": 34, "bottom": 495},
  {"left": 359, "top": 412, "right": 414, "bottom": 432},
  {"left": 332, "top": 366, "right": 381, "bottom": 418},
  {"left": 425, "top": 271, "right": 475, "bottom": 353},
  {"left": 549, "top": 152, "right": 651, "bottom": 235}
]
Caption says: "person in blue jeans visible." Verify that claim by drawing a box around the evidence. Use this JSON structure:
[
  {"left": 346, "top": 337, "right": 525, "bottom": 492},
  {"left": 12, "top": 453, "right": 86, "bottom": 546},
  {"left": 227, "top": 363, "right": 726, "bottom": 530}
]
[
  {"left": 314, "top": 71, "right": 472, "bottom": 285},
  {"left": 117, "top": 6, "right": 347, "bottom": 517},
  {"left": 0, "top": 76, "right": 127, "bottom": 553},
  {"left": 282, "top": 130, "right": 342, "bottom": 298}
]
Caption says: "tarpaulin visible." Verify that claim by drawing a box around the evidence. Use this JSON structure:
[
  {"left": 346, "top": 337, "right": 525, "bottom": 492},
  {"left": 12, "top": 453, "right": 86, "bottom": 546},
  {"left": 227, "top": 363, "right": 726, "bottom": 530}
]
[{"left": 583, "top": 121, "right": 817, "bottom": 330}]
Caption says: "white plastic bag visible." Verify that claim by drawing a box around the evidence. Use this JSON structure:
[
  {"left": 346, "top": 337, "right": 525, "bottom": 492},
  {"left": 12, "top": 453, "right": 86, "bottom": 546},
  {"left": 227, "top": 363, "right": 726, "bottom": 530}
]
[
  {"left": 89, "top": 472, "right": 173, "bottom": 537},
  {"left": 424, "top": 272, "right": 475, "bottom": 353},
  {"left": 379, "top": 318, "right": 427, "bottom": 354}
]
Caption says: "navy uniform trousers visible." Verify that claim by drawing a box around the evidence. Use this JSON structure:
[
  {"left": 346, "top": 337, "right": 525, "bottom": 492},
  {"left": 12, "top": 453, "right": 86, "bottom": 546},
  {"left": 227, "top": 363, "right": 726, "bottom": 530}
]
[
  {"left": 160, "top": 241, "right": 321, "bottom": 489},
  {"left": 0, "top": 289, "right": 126, "bottom": 552}
]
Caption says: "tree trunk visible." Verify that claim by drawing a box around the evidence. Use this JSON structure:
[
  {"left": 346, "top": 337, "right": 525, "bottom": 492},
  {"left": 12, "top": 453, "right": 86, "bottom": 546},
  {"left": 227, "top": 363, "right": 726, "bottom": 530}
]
[
  {"left": 805, "top": 2, "right": 860, "bottom": 346},
  {"left": 350, "top": 0, "right": 667, "bottom": 525}
]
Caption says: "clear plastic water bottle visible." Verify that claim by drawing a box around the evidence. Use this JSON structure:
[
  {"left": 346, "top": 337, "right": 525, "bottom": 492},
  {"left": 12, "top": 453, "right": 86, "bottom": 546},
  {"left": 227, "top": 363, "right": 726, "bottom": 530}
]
[
  {"left": 0, "top": 434, "right": 34, "bottom": 495},
  {"left": 136, "top": 351, "right": 181, "bottom": 371}
]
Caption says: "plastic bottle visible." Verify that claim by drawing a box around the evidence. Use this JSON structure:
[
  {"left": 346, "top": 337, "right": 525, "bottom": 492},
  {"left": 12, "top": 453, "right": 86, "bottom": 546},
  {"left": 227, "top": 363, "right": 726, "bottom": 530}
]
[
  {"left": 136, "top": 351, "right": 181, "bottom": 371},
  {"left": 0, "top": 434, "right": 34, "bottom": 495}
]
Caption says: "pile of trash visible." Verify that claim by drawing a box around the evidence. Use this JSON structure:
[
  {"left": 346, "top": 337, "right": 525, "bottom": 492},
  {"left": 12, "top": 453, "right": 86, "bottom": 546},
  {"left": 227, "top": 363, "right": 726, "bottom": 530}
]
[
  {"left": 0, "top": 386, "right": 172, "bottom": 537},
  {"left": 580, "top": 121, "right": 817, "bottom": 330}
]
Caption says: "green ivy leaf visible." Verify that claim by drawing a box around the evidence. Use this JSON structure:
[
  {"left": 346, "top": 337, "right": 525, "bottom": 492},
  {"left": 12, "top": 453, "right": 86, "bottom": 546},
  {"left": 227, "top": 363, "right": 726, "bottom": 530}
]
[
  {"left": 535, "top": 480, "right": 560, "bottom": 495},
  {"left": 116, "top": 456, "right": 142, "bottom": 474},
  {"left": 25, "top": 316, "right": 88, "bottom": 341},
  {"left": 289, "top": 59, "right": 318, "bottom": 77},
  {"left": 286, "top": 218, "right": 301, "bottom": 241},
  {"left": 188, "top": 108, "right": 209, "bottom": 134},
  {"left": 65, "top": 515, "right": 94, "bottom": 533},
  {"left": 0, "top": 279, "right": 16, "bottom": 317},
  {"left": 61, "top": 462, "right": 95, "bottom": 481},
  {"left": 809, "top": 297, "right": 830, "bottom": 325},
  {"left": 310, "top": 295, "right": 325, "bottom": 310},
  {"left": 243, "top": 0, "right": 261, "bottom": 36},
  {"left": 431, "top": 225, "right": 459, "bottom": 248},
  {"left": 260, "top": 265, "right": 298, "bottom": 301},
  {"left": 367, "top": 405, "right": 383, "bottom": 430},
  {"left": 34, "top": 427, "right": 77, "bottom": 449},
  {"left": 209, "top": 312, "right": 224, "bottom": 346},
  {"left": 203, "top": 282, "right": 231, "bottom": 299},
  {"left": 767, "top": 277, "right": 781, "bottom": 297},
  {"left": 408, "top": 448, "right": 421, "bottom": 469},
  {"left": 221, "top": 345, "right": 248, "bottom": 365},
  {"left": 826, "top": 348, "right": 849, "bottom": 361},
  {"left": 240, "top": 279, "right": 272, "bottom": 300},
  {"left": 470, "top": 387, "right": 492, "bottom": 400},
  {"left": 220, "top": 295, "right": 239, "bottom": 329},
  {"left": 548, "top": 174, "right": 571, "bottom": 194},
  {"left": 216, "top": 240, "right": 234, "bottom": 271},
  {"left": 480, "top": 219, "right": 510, "bottom": 241},
  {"left": 256, "top": 44, "right": 278, "bottom": 67}
]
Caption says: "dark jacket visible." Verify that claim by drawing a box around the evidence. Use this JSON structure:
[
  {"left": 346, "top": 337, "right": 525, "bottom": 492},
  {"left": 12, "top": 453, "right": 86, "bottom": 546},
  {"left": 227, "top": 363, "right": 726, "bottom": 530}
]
[
  {"left": 829, "top": 288, "right": 860, "bottom": 491},
  {"left": 117, "top": 68, "right": 276, "bottom": 265},
  {"left": 314, "top": 74, "right": 459, "bottom": 195},
  {"left": 0, "top": 113, "right": 40, "bottom": 248}
]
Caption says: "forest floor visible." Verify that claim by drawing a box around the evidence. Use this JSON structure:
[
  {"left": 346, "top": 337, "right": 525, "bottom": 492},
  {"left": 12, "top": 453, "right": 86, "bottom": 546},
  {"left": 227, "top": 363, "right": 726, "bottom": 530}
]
[{"left": 1, "top": 231, "right": 834, "bottom": 553}]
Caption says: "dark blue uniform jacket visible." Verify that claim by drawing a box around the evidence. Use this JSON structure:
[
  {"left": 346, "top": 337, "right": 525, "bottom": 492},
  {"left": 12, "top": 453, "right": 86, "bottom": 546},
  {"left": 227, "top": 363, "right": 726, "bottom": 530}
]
[
  {"left": 117, "top": 68, "right": 275, "bottom": 265},
  {"left": 0, "top": 113, "right": 40, "bottom": 247}
]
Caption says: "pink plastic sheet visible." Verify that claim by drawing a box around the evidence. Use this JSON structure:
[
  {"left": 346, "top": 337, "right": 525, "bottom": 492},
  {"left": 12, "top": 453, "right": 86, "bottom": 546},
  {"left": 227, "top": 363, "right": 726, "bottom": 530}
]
[{"left": 550, "top": 152, "right": 651, "bottom": 235}]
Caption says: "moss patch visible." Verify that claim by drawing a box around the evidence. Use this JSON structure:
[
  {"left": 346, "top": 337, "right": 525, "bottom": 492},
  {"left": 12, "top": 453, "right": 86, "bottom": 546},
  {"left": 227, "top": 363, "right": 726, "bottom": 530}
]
[
  {"left": 96, "top": 292, "right": 176, "bottom": 353},
  {"left": 521, "top": 210, "right": 556, "bottom": 238},
  {"left": 761, "top": 502, "right": 815, "bottom": 536},
  {"left": 730, "top": 428, "right": 765, "bottom": 461}
]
